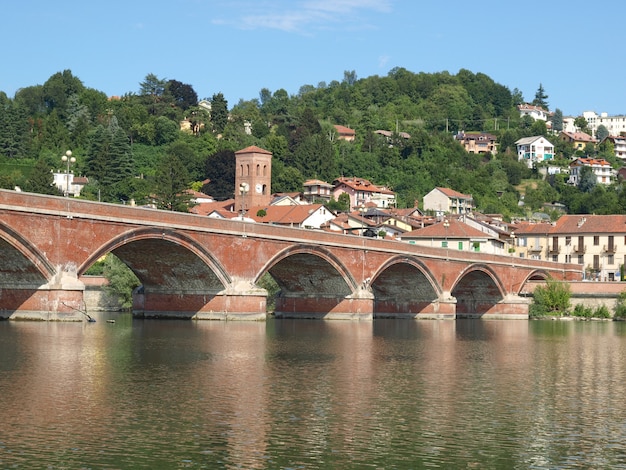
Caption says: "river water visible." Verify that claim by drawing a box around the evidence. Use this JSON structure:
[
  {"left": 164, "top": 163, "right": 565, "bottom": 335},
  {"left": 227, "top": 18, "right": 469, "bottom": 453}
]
[{"left": 1, "top": 314, "right": 626, "bottom": 469}]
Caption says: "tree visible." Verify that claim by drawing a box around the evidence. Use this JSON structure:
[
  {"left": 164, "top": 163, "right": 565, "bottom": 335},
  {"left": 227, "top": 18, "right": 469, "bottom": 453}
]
[
  {"left": 204, "top": 149, "right": 236, "bottom": 200},
  {"left": 552, "top": 108, "right": 564, "bottom": 133},
  {"left": 574, "top": 116, "right": 591, "bottom": 135},
  {"left": 166, "top": 80, "right": 198, "bottom": 111},
  {"left": 210, "top": 92, "right": 228, "bottom": 134},
  {"left": 596, "top": 124, "right": 609, "bottom": 142},
  {"left": 102, "top": 253, "right": 140, "bottom": 310},
  {"left": 153, "top": 153, "right": 192, "bottom": 211},
  {"left": 578, "top": 165, "right": 597, "bottom": 193},
  {"left": 532, "top": 83, "right": 549, "bottom": 110},
  {"left": 23, "top": 158, "right": 57, "bottom": 194},
  {"left": 529, "top": 278, "right": 571, "bottom": 317}
]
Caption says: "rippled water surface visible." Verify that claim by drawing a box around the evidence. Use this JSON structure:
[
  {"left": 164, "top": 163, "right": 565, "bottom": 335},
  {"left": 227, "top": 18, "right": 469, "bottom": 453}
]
[{"left": 2, "top": 315, "right": 626, "bottom": 469}]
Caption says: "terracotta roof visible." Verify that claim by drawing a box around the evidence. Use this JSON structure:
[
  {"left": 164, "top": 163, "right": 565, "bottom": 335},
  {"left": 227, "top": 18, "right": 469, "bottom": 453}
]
[
  {"left": 570, "top": 157, "right": 611, "bottom": 167},
  {"left": 304, "top": 179, "right": 333, "bottom": 187},
  {"left": 333, "top": 125, "right": 355, "bottom": 135},
  {"left": 247, "top": 204, "right": 326, "bottom": 224},
  {"left": 190, "top": 199, "right": 235, "bottom": 216},
  {"left": 515, "top": 215, "right": 626, "bottom": 235},
  {"left": 560, "top": 131, "right": 597, "bottom": 143},
  {"left": 235, "top": 145, "right": 272, "bottom": 155},
  {"left": 518, "top": 104, "right": 547, "bottom": 113},
  {"left": 434, "top": 187, "right": 472, "bottom": 199},
  {"left": 333, "top": 176, "right": 395, "bottom": 195},
  {"left": 403, "top": 218, "right": 491, "bottom": 239}
]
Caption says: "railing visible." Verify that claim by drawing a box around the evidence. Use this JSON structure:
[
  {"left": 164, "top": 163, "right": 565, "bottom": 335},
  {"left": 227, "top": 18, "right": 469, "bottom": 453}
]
[
  {"left": 603, "top": 245, "right": 616, "bottom": 253},
  {"left": 573, "top": 245, "right": 586, "bottom": 253},
  {"left": 548, "top": 245, "right": 561, "bottom": 255},
  {"left": 527, "top": 245, "right": 543, "bottom": 252}
]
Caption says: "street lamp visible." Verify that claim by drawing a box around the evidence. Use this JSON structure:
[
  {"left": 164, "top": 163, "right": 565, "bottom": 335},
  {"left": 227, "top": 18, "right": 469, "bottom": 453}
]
[
  {"left": 61, "top": 150, "right": 76, "bottom": 197},
  {"left": 443, "top": 219, "right": 450, "bottom": 260},
  {"left": 239, "top": 182, "right": 249, "bottom": 219}
]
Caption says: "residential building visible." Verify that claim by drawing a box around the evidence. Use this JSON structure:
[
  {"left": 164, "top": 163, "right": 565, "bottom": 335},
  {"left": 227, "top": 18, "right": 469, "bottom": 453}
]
[
  {"left": 333, "top": 125, "right": 356, "bottom": 141},
  {"left": 303, "top": 179, "right": 333, "bottom": 203},
  {"left": 455, "top": 132, "right": 498, "bottom": 155},
  {"left": 247, "top": 204, "right": 335, "bottom": 229},
  {"left": 515, "top": 136, "right": 555, "bottom": 168},
  {"left": 518, "top": 104, "right": 549, "bottom": 121},
  {"left": 559, "top": 131, "right": 597, "bottom": 151},
  {"left": 326, "top": 211, "right": 379, "bottom": 236},
  {"left": 423, "top": 187, "right": 474, "bottom": 217},
  {"left": 400, "top": 218, "right": 506, "bottom": 255},
  {"left": 515, "top": 215, "right": 626, "bottom": 281},
  {"left": 52, "top": 172, "right": 88, "bottom": 197},
  {"left": 582, "top": 111, "right": 626, "bottom": 137},
  {"left": 568, "top": 157, "right": 615, "bottom": 186},
  {"left": 602, "top": 135, "right": 626, "bottom": 161},
  {"left": 332, "top": 176, "right": 396, "bottom": 210}
]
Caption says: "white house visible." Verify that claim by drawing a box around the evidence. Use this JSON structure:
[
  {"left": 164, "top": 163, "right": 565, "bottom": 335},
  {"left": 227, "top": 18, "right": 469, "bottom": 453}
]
[
  {"left": 568, "top": 157, "right": 615, "bottom": 186},
  {"left": 332, "top": 176, "right": 396, "bottom": 210},
  {"left": 422, "top": 187, "right": 474, "bottom": 217},
  {"left": 518, "top": 104, "right": 549, "bottom": 121},
  {"left": 515, "top": 136, "right": 555, "bottom": 168}
]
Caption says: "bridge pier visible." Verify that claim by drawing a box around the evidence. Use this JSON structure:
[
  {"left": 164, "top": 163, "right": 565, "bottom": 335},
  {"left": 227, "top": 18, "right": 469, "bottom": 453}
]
[
  {"left": 133, "top": 280, "right": 268, "bottom": 320},
  {"left": 456, "top": 293, "right": 531, "bottom": 319},
  {"left": 274, "top": 288, "right": 375, "bottom": 320},
  {"left": 375, "top": 291, "right": 457, "bottom": 319},
  {"left": 0, "top": 271, "right": 85, "bottom": 321}
]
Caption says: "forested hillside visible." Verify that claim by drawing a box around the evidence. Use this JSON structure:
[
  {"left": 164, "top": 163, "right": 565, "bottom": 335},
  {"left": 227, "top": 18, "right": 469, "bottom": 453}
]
[{"left": 1, "top": 68, "right": 624, "bottom": 218}]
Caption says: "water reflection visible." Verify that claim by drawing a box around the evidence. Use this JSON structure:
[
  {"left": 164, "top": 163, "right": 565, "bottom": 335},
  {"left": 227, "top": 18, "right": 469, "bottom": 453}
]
[{"left": 1, "top": 317, "right": 626, "bottom": 468}]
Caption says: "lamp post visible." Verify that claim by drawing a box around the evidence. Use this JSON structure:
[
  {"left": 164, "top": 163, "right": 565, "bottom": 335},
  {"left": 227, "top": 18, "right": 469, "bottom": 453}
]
[
  {"left": 61, "top": 150, "right": 76, "bottom": 197},
  {"left": 239, "top": 182, "right": 249, "bottom": 219},
  {"left": 443, "top": 219, "right": 449, "bottom": 260},
  {"left": 358, "top": 204, "right": 366, "bottom": 236},
  {"left": 509, "top": 231, "right": 516, "bottom": 255}
]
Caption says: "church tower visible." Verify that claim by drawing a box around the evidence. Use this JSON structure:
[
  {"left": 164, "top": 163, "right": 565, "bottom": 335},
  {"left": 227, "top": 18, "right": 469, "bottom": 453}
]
[{"left": 234, "top": 145, "right": 272, "bottom": 215}]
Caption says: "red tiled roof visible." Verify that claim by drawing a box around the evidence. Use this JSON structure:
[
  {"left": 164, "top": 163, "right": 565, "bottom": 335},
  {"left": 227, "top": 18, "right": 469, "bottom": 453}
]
[
  {"left": 333, "top": 176, "right": 395, "bottom": 195},
  {"left": 235, "top": 145, "right": 272, "bottom": 155},
  {"left": 403, "top": 219, "right": 490, "bottom": 239},
  {"left": 434, "top": 187, "right": 472, "bottom": 199},
  {"left": 247, "top": 204, "right": 326, "bottom": 224},
  {"left": 334, "top": 125, "right": 355, "bottom": 135}
]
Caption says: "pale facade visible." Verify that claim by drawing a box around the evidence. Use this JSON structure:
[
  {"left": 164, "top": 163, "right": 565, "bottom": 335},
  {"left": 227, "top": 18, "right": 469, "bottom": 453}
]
[
  {"left": 516, "top": 215, "right": 626, "bottom": 281},
  {"left": 518, "top": 104, "right": 548, "bottom": 121},
  {"left": 515, "top": 136, "right": 555, "bottom": 168},
  {"left": 568, "top": 157, "right": 614, "bottom": 186},
  {"left": 582, "top": 111, "right": 626, "bottom": 137},
  {"left": 331, "top": 177, "right": 396, "bottom": 210},
  {"left": 423, "top": 187, "right": 474, "bottom": 216}
]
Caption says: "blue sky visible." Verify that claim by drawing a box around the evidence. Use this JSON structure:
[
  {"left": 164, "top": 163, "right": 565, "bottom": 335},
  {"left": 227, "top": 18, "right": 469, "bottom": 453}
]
[{"left": 2, "top": 0, "right": 624, "bottom": 117}]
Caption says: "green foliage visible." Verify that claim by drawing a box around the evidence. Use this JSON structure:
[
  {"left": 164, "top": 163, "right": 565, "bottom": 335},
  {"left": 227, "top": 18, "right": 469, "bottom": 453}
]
[
  {"left": 529, "top": 278, "right": 571, "bottom": 317},
  {"left": 571, "top": 303, "right": 611, "bottom": 319},
  {"left": 102, "top": 254, "right": 140, "bottom": 310},
  {"left": 257, "top": 273, "right": 280, "bottom": 313},
  {"left": 614, "top": 292, "right": 626, "bottom": 319}
]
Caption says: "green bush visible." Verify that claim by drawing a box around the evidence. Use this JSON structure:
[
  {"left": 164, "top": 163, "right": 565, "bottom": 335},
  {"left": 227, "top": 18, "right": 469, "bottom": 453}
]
[
  {"left": 529, "top": 278, "right": 571, "bottom": 317},
  {"left": 594, "top": 305, "right": 611, "bottom": 319},
  {"left": 614, "top": 292, "right": 626, "bottom": 319},
  {"left": 572, "top": 303, "right": 592, "bottom": 318}
]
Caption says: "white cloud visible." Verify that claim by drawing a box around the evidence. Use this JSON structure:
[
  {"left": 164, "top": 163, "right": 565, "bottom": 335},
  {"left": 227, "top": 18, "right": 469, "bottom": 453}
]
[{"left": 221, "top": 0, "right": 393, "bottom": 33}]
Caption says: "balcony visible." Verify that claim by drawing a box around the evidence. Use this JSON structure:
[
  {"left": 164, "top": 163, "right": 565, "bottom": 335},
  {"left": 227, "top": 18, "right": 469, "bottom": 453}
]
[
  {"left": 603, "top": 245, "right": 616, "bottom": 253},
  {"left": 548, "top": 245, "right": 561, "bottom": 255},
  {"left": 528, "top": 245, "right": 543, "bottom": 253},
  {"left": 573, "top": 245, "right": 586, "bottom": 254}
]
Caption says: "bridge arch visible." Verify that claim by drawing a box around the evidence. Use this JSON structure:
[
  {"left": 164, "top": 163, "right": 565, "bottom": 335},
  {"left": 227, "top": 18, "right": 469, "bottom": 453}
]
[
  {"left": 80, "top": 227, "right": 231, "bottom": 293},
  {"left": 370, "top": 256, "right": 442, "bottom": 317},
  {"left": 259, "top": 244, "right": 357, "bottom": 296},
  {"left": 452, "top": 264, "right": 506, "bottom": 317},
  {"left": 0, "top": 221, "right": 56, "bottom": 284}
]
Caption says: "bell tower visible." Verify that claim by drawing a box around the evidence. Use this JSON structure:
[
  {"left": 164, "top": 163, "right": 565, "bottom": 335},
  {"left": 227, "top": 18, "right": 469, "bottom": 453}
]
[{"left": 234, "top": 145, "right": 272, "bottom": 215}]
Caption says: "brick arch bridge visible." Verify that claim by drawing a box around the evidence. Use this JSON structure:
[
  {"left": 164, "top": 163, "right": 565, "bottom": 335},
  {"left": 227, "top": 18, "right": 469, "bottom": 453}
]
[{"left": 0, "top": 190, "right": 581, "bottom": 321}]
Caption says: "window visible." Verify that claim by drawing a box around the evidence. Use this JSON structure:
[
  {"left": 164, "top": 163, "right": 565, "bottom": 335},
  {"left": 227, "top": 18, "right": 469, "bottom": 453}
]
[
  {"left": 552, "top": 255, "right": 558, "bottom": 262},
  {"left": 594, "top": 236, "right": 600, "bottom": 246},
  {"left": 609, "top": 254, "right": 615, "bottom": 265},
  {"left": 565, "top": 254, "right": 572, "bottom": 263},
  {"left": 578, "top": 255, "right": 584, "bottom": 264}
]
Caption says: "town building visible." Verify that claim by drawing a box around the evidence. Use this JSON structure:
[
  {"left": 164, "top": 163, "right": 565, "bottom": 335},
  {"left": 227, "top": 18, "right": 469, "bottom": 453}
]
[
  {"left": 400, "top": 218, "right": 508, "bottom": 255},
  {"left": 302, "top": 179, "right": 333, "bottom": 203},
  {"left": 332, "top": 176, "right": 396, "bottom": 210},
  {"left": 568, "top": 157, "right": 615, "bottom": 186},
  {"left": 515, "top": 136, "right": 555, "bottom": 168},
  {"left": 333, "top": 125, "right": 356, "bottom": 141},
  {"left": 422, "top": 187, "right": 474, "bottom": 217},
  {"left": 247, "top": 204, "right": 335, "bottom": 229},
  {"left": 582, "top": 111, "right": 626, "bottom": 137},
  {"left": 52, "top": 172, "right": 88, "bottom": 197},
  {"left": 559, "top": 131, "right": 597, "bottom": 151},
  {"left": 454, "top": 132, "right": 498, "bottom": 155},
  {"left": 518, "top": 104, "right": 549, "bottom": 121},
  {"left": 515, "top": 215, "right": 626, "bottom": 281},
  {"left": 602, "top": 135, "right": 626, "bottom": 161}
]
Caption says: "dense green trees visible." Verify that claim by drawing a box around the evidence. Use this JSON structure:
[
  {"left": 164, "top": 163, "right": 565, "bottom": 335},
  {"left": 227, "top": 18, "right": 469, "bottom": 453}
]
[{"left": 2, "top": 68, "right": 625, "bottom": 220}]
